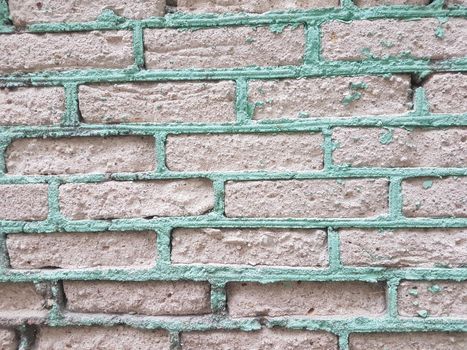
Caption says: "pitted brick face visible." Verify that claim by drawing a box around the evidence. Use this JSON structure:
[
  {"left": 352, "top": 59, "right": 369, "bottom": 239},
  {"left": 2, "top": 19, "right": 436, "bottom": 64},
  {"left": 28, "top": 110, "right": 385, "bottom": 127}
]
[{"left": 0, "top": 329, "right": 17, "bottom": 350}]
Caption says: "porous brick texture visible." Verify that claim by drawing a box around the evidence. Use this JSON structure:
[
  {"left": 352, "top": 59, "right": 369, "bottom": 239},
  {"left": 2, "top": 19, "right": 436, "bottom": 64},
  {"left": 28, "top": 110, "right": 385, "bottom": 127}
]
[{"left": 0, "top": 0, "right": 466, "bottom": 348}]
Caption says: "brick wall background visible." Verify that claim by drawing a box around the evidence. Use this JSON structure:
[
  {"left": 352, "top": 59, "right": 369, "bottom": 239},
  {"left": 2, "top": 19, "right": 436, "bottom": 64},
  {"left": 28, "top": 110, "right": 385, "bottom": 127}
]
[{"left": 0, "top": 0, "right": 466, "bottom": 349}]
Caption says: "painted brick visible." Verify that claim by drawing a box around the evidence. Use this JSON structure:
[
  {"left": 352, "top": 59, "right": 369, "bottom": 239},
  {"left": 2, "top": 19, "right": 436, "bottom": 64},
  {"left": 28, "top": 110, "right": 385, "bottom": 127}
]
[
  {"left": 79, "top": 82, "right": 236, "bottom": 124},
  {"left": 249, "top": 75, "right": 412, "bottom": 120},
  {"left": 6, "top": 231, "right": 157, "bottom": 269},
  {"left": 171, "top": 228, "right": 328, "bottom": 267},
  {"left": 0, "top": 87, "right": 64, "bottom": 126},
  {"left": 225, "top": 179, "right": 388, "bottom": 218},
  {"left": 0, "top": 329, "right": 16, "bottom": 350},
  {"left": 64, "top": 281, "right": 211, "bottom": 316},
  {"left": 0, "top": 283, "right": 48, "bottom": 317},
  {"left": 174, "top": 0, "right": 338, "bottom": 13},
  {"left": 166, "top": 133, "right": 323, "bottom": 172},
  {"left": 349, "top": 332, "right": 467, "bottom": 350},
  {"left": 6, "top": 136, "right": 155, "bottom": 175},
  {"left": 398, "top": 281, "right": 467, "bottom": 318},
  {"left": 144, "top": 26, "right": 305, "bottom": 69},
  {"left": 9, "top": 0, "right": 165, "bottom": 26},
  {"left": 59, "top": 179, "right": 214, "bottom": 220},
  {"left": 332, "top": 127, "right": 467, "bottom": 167},
  {"left": 181, "top": 329, "right": 338, "bottom": 350},
  {"left": 0, "top": 31, "right": 133, "bottom": 74},
  {"left": 355, "top": 0, "right": 429, "bottom": 6},
  {"left": 0, "top": 184, "right": 48, "bottom": 221},
  {"left": 424, "top": 73, "right": 467, "bottom": 114},
  {"left": 402, "top": 177, "right": 467, "bottom": 218},
  {"left": 322, "top": 18, "right": 467, "bottom": 61},
  {"left": 227, "top": 282, "right": 386, "bottom": 317},
  {"left": 35, "top": 326, "right": 170, "bottom": 350},
  {"left": 340, "top": 228, "right": 467, "bottom": 268}
]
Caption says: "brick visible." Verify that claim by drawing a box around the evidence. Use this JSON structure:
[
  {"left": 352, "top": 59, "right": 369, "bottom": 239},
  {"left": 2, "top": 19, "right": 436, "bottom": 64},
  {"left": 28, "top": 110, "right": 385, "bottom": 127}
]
[
  {"left": 0, "top": 31, "right": 133, "bottom": 74},
  {"left": 144, "top": 26, "right": 305, "bottom": 69},
  {"left": 0, "top": 184, "right": 48, "bottom": 221},
  {"left": 0, "top": 283, "right": 47, "bottom": 318},
  {"left": 402, "top": 177, "right": 467, "bottom": 218},
  {"left": 0, "top": 329, "right": 16, "bottom": 350},
  {"left": 355, "top": 0, "right": 429, "bottom": 6},
  {"left": 332, "top": 127, "right": 467, "bottom": 167},
  {"left": 6, "top": 231, "right": 157, "bottom": 269},
  {"left": 249, "top": 75, "right": 412, "bottom": 120},
  {"left": 350, "top": 332, "right": 467, "bottom": 350},
  {"left": 181, "top": 329, "right": 338, "bottom": 350},
  {"left": 79, "top": 82, "right": 236, "bottom": 124},
  {"left": 322, "top": 18, "right": 467, "bottom": 61},
  {"left": 398, "top": 281, "right": 467, "bottom": 318},
  {"left": 227, "top": 282, "right": 386, "bottom": 317},
  {"left": 64, "top": 281, "right": 211, "bottom": 316},
  {"left": 172, "top": 228, "right": 328, "bottom": 267},
  {"left": 166, "top": 133, "right": 323, "bottom": 172},
  {"left": 175, "top": 0, "right": 338, "bottom": 13},
  {"left": 6, "top": 136, "right": 155, "bottom": 175},
  {"left": 447, "top": 0, "right": 467, "bottom": 6},
  {"left": 424, "top": 73, "right": 467, "bottom": 114},
  {"left": 9, "top": 0, "right": 165, "bottom": 26},
  {"left": 0, "top": 87, "right": 64, "bottom": 126},
  {"left": 35, "top": 326, "right": 170, "bottom": 350},
  {"left": 225, "top": 179, "right": 388, "bottom": 218},
  {"left": 340, "top": 228, "right": 467, "bottom": 268},
  {"left": 59, "top": 179, "right": 214, "bottom": 220}
]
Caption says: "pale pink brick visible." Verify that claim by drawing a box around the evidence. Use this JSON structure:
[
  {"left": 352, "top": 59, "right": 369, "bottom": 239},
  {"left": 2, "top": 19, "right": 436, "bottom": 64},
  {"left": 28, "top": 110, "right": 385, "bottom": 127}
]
[
  {"left": 79, "top": 82, "right": 236, "bottom": 124},
  {"left": 424, "top": 73, "right": 467, "bottom": 114},
  {"left": 0, "top": 31, "right": 133, "bottom": 74},
  {"left": 0, "top": 184, "right": 48, "bottom": 221},
  {"left": 249, "top": 75, "right": 412, "bottom": 120},
  {"left": 0, "top": 329, "right": 16, "bottom": 350},
  {"left": 0, "top": 87, "right": 64, "bottom": 126},
  {"left": 322, "top": 18, "right": 467, "bottom": 61},
  {"left": 225, "top": 179, "right": 388, "bottom": 218},
  {"left": 447, "top": 0, "right": 467, "bottom": 6},
  {"left": 402, "top": 177, "right": 467, "bottom": 218},
  {"left": 181, "top": 329, "right": 338, "bottom": 350},
  {"left": 172, "top": 228, "right": 328, "bottom": 267},
  {"left": 64, "top": 281, "right": 211, "bottom": 316},
  {"left": 399, "top": 281, "right": 467, "bottom": 318},
  {"left": 166, "top": 133, "right": 323, "bottom": 172},
  {"left": 6, "top": 231, "right": 157, "bottom": 269},
  {"left": 9, "top": 0, "right": 165, "bottom": 25},
  {"left": 144, "top": 26, "right": 305, "bottom": 69},
  {"left": 340, "top": 228, "right": 467, "bottom": 268},
  {"left": 59, "top": 179, "right": 214, "bottom": 220},
  {"left": 0, "top": 282, "right": 48, "bottom": 318},
  {"left": 332, "top": 127, "right": 467, "bottom": 167},
  {"left": 35, "top": 326, "right": 170, "bottom": 350},
  {"left": 227, "top": 281, "right": 386, "bottom": 317},
  {"left": 355, "top": 0, "right": 429, "bottom": 6}
]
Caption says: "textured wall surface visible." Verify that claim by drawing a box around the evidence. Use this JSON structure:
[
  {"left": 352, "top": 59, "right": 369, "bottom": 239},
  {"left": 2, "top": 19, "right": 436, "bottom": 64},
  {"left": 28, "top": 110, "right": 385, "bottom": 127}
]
[{"left": 0, "top": 0, "right": 466, "bottom": 349}]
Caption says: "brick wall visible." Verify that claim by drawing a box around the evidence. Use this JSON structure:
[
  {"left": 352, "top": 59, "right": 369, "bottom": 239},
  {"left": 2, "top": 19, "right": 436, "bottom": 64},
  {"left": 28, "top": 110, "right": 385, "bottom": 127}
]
[{"left": 0, "top": 0, "right": 466, "bottom": 349}]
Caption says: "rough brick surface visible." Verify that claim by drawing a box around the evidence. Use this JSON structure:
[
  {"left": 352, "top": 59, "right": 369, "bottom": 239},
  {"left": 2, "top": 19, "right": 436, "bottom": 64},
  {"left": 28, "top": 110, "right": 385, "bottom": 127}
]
[
  {"left": 350, "top": 332, "right": 467, "bottom": 350},
  {"left": 172, "top": 228, "right": 328, "bottom": 267},
  {"left": 144, "top": 26, "right": 305, "bottom": 69},
  {"left": 332, "top": 127, "right": 467, "bottom": 167},
  {"left": 225, "top": 179, "right": 388, "bottom": 218},
  {"left": 35, "top": 327, "right": 170, "bottom": 350},
  {"left": 322, "top": 18, "right": 467, "bottom": 60},
  {"left": 249, "top": 75, "right": 412, "bottom": 120},
  {"left": 227, "top": 282, "right": 386, "bottom": 317},
  {"left": 355, "top": 0, "right": 429, "bottom": 6},
  {"left": 0, "top": 87, "right": 64, "bottom": 126},
  {"left": 9, "top": 0, "right": 165, "bottom": 25},
  {"left": 79, "top": 82, "right": 236, "bottom": 124},
  {"left": 6, "top": 231, "right": 157, "bottom": 269},
  {"left": 181, "top": 329, "right": 338, "bottom": 350},
  {"left": 0, "top": 329, "right": 16, "bottom": 350},
  {"left": 0, "top": 283, "right": 47, "bottom": 317},
  {"left": 402, "top": 177, "right": 467, "bottom": 218},
  {"left": 64, "top": 281, "right": 211, "bottom": 316},
  {"left": 6, "top": 136, "right": 155, "bottom": 175},
  {"left": 0, "top": 31, "right": 133, "bottom": 73},
  {"left": 424, "top": 73, "right": 467, "bottom": 113},
  {"left": 166, "top": 133, "right": 323, "bottom": 171},
  {"left": 447, "top": 0, "right": 467, "bottom": 5},
  {"left": 340, "top": 228, "right": 467, "bottom": 268},
  {"left": 0, "top": 184, "right": 48, "bottom": 221},
  {"left": 59, "top": 179, "right": 214, "bottom": 220},
  {"left": 398, "top": 281, "right": 467, "bottom": 318}
]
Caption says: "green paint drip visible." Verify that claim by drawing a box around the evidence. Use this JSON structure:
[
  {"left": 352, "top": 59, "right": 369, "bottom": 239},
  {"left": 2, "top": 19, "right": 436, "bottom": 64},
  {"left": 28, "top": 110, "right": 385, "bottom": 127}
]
[
  {"left": 417, "top": 310, "right": 429, "bottom": 318},
  {"left": 379, "top": 129, "right": 394, "bottom": 145},
  {"left": 342, "top": 92, "right": 362, "bottom": 106},
  {"left": 428, "top": 284, "right": 443, "bottom": 294},
  {"left": 408, "top": 288, "right": 419, "bottom": 297},
  {"left": 423, "top": 180, "right": 433, "bottom": 189}
]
